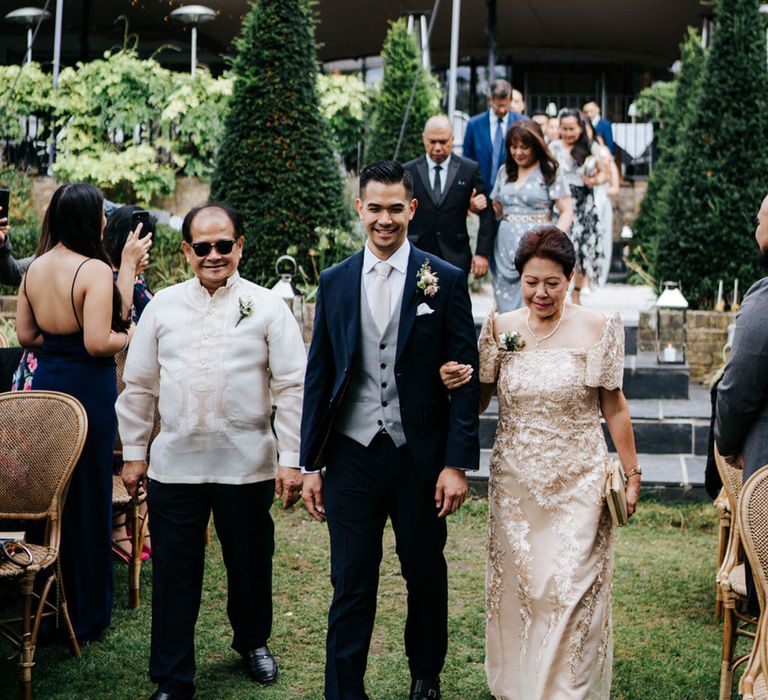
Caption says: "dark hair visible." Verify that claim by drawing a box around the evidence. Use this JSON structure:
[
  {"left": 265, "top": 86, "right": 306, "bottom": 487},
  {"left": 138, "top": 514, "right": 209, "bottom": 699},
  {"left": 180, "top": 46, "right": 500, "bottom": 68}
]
[
  {"left": 514, "top": 226, "right": 576, "bottom": 277},
  {"left": 489, "top": 79, "right": 512, "bottom": 100},
  {"left": 503, "top": 121, "right": 559, "bottom": 186},
  {"left": 103, "top": 205, "right": 157, "bottom": 268},
  {"left": 359, "top": 160, "right": 414, "bottom": 200},
  {"left": 182, "top": 203, "right": 244, "bottom": 243},
  {"left": 557, "top": 108, "right": 592, "bottom": 167},
  {"left": 44, "top": 182, "right": 129, "bottom": 332}
]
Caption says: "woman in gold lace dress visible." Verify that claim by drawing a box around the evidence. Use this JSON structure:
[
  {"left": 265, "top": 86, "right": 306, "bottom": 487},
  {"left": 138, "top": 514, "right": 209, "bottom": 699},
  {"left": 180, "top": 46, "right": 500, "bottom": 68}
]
[{"left": 443, "top": 226, "right": 640, "bottom": 699}]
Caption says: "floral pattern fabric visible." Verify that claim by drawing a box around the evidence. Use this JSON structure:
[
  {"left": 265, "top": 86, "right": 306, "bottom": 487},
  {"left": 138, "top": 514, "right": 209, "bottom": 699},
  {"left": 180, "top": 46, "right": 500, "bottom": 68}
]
[{"left": 479, "top": 309, "right": 624, "bottom": 700}]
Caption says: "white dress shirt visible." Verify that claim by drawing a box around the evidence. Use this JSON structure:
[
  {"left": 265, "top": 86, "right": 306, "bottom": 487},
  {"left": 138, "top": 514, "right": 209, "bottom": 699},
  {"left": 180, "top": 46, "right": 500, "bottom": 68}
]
[
  {"left": 362, "top": 239, "right": 410, "bottom": 323},
  {"left": 425, "top": 155, "right": 451, "bottom": 191},
  {"left": 116, "top": 271, "right": 306, "bottom": 484},
  {"left": 488, "top": 109, "right": 510, "bottom": 144}
]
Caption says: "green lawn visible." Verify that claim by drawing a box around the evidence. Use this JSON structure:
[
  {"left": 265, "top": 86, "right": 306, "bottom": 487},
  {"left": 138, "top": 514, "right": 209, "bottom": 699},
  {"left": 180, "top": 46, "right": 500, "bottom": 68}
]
[{"left": 1, "top": 495, "right": 735, "bottom": 699}]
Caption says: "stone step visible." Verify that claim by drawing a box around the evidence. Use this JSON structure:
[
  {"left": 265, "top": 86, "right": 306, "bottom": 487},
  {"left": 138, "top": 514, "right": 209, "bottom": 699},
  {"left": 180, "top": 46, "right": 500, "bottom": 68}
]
[
  {"left": 480, "top": 383, "right": 710, "bottom": 455},
  {"left": 622, "top": 352, "right": 688, "bottom": 399}
]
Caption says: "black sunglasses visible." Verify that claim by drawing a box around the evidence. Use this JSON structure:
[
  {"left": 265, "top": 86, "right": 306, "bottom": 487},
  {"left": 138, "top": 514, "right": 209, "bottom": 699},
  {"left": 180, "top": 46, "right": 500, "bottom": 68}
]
[{"left": 190, "top": 239, "right": 237, "bottom": 257}]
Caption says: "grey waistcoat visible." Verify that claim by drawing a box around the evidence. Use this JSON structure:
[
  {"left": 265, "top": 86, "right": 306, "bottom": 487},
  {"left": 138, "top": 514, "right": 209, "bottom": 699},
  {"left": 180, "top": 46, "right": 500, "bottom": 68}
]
[{"left": 335, "top": 274, "right": 406, "bottom": 448}]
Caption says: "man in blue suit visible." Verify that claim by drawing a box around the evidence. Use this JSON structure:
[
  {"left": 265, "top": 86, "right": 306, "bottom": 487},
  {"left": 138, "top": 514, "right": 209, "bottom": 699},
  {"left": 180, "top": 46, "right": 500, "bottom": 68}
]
[
  {"left": 300, "top": 161, "right": 480, "bottom": 700},
  {"left": 462, "top": 79, "right": 524, "bottom": 191},
  {"left": 583, "top": 100, "right": 615, "bottom": 155}
]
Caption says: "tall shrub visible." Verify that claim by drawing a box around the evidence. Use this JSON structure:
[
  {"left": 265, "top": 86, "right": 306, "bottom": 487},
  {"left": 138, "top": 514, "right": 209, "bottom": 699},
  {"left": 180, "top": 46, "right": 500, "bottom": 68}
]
[
  {"left": 632, "top": 29, "right": 705, "bottom": 281},
  {"left": 656, "top": 0, "right": 768, "bottom": 307},
  {"left": 365, "top": 19, "right": 442, "bottom": 164},
  {"left": 211, "top": 0, "right": 347, "bottom": 284}
]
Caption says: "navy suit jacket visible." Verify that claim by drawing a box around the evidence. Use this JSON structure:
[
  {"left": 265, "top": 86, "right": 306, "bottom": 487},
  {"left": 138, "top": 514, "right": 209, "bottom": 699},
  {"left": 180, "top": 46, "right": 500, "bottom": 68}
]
[
  {"left": 300, "top": 245, "right": 480, "bottom": 482},
  {"left": 594, "top": 118, "right": 615, "bottom": 155},
  {"left": 462, "top": 110, "right": 523, "bottom": 191}
]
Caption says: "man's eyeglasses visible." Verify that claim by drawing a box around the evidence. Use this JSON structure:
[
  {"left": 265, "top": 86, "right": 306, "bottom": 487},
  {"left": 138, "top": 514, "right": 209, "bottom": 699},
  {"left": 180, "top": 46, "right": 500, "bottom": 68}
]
[{"left": 190, "top": 239, "right": 238, "bottom": 257}]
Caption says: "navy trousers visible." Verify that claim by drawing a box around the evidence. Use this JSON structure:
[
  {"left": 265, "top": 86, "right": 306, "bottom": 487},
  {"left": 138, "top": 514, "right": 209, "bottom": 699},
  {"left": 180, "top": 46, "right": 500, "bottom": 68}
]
[
  {"left": 323, "top": 432, "right": 448, "bottom": 700},
  {"left": 147, "top": 478, "right": 275, "bottom": 696}
]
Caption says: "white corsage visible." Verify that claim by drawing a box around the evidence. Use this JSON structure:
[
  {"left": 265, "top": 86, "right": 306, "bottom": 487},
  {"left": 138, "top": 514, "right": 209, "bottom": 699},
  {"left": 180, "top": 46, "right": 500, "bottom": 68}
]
[
  {"left": 416, "top": 259, "right": 439, "bottom": 297},
  {"left": 499, "top": 331, "right": 526, "bottom": 352},
  {"left": 236, "top": 295, "right": 254, "bottom": 327}
]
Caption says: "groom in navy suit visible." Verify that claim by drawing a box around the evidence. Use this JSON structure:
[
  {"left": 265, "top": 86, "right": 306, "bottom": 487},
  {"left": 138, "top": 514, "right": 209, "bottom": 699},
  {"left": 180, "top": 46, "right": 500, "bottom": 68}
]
[{"left": 300, "top": 161, "right": 480, "bottom": 700}]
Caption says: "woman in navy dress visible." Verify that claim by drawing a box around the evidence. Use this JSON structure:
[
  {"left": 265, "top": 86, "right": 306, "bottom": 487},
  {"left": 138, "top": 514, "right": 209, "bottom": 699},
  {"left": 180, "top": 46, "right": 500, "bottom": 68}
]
[{"left": 15, "top": 183, "right": 133, "bottom": 642}]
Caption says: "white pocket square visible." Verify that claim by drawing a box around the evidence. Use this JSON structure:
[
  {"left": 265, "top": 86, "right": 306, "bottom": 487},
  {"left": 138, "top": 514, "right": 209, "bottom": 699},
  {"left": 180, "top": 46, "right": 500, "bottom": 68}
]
[{"left": 416, "top": 303, "right": 435, "bottom": 317}]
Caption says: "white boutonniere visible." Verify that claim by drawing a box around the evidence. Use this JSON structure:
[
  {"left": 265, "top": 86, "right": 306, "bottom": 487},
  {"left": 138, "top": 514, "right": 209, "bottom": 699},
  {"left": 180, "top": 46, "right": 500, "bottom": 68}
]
[
  {"left": 236, "top": 295, "right": 254, "bottom": 327},
  {"left": 499, "top": 331, "right": 526, "bottom": 352},
  {"left": 416, "top": 259, "right": 439, "bottom": 298}
]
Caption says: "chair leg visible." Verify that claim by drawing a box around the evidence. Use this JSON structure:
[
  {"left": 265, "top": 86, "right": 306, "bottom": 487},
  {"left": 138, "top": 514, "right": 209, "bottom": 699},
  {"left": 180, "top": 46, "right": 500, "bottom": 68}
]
[
  {"left": 20, "top": 587, "right": 34, "bottom": 700},
  {"left": 56, "top": 568, "right": 80, "bottom": 658},
  {"left": 129, "top": 502, "right": 141, "bottom": 608},
  {"left": 720, "top": 603, "right": 738, "bottom": 700}
]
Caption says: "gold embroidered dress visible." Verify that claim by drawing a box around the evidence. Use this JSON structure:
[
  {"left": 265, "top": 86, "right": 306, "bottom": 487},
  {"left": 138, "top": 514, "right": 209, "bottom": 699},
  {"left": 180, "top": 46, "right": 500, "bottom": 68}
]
[{"left": 479, "top": 310, "right": 624, "bottom": 700}]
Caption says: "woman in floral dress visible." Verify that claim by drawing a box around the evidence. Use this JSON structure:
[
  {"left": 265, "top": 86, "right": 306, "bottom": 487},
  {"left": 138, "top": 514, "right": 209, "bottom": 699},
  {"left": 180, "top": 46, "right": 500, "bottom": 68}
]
[{"left": 490, "top": 120, "right": 573, "bottom": 312}]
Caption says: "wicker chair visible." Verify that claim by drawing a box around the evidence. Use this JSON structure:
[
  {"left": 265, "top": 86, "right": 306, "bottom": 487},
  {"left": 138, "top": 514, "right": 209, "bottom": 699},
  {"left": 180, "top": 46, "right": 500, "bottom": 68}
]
[
  {"left": 0, "top": 390, "right": 88, "bottom": 700},
  {"left": 112, "top": 349, "right": 155, "bottom": 608},
  {"left": 0, "top": 328, "right": 9, "bottom": 348},
  {"left": 715, "top": 445, "right": 758, "bottom": 700},
  {"left": 715, "top": 487, "right": 732, "bottom": 620},
  {"left": 736, "top": 464, "right": 768, "bottom": 699}
]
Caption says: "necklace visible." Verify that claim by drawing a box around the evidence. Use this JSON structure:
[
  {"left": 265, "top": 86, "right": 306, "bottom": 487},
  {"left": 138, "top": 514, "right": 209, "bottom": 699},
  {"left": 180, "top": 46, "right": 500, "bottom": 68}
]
[{"left": 526, "top": 306, "right": 567, "bottom": 348}]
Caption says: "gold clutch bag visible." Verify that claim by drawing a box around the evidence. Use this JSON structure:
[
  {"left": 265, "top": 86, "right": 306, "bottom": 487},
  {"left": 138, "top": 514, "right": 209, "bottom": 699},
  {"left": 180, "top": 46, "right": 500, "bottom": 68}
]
[{"left": 605, "top": 462, "right": 628, "bottom": 527}]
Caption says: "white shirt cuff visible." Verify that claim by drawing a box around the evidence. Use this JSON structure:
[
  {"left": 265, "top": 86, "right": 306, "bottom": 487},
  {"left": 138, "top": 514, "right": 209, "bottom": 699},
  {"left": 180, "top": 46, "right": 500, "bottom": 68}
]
[
  {"left": 122, "top": 445, "right": 148, "bottom": 462},
  {"left": 278, "top": 451, "right": 301, "bottom": 468}
]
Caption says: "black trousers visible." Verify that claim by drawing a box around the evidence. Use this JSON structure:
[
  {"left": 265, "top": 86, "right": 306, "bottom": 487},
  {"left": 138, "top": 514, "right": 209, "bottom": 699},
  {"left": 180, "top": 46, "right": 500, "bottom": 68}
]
[
  {"left": 323, "top": 433, "right": 448, "bottom": 700},
  {"left": 147, "top": 478, "right": 275, "bottom": 695}
]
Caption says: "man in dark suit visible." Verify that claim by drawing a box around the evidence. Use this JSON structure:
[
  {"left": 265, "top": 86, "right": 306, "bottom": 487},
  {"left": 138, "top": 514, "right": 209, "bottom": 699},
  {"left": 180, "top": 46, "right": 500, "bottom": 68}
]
[
  {"left": 404, "top": 115, "right": 496, "bottom": 278},
  {"left": 300, "top": 161, "right": 480, "bottom": 700},
  {"left": 716, "top": 193, "right": 768, "bottom": 479},
  {"left": 716, "top": 193, "right": 768, "bottom": 612},
  {"left": 583, "top": 100, "right": 616, "bottom": 155},
  {"left": 462, "top": 79, "right": 524, "bottom": 191}
]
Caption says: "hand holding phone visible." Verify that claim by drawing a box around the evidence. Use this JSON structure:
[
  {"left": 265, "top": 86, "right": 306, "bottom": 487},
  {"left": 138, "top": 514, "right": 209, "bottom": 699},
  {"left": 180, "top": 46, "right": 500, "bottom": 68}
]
[{"left": 131, "top": 210, "right": 152, "bottom": 239}]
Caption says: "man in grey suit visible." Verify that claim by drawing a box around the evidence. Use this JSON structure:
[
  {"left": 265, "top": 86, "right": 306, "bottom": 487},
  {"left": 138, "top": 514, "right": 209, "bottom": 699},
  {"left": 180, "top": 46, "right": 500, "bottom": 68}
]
[{"left": 716, "top": 193, "right": 768, "bottom": 480}]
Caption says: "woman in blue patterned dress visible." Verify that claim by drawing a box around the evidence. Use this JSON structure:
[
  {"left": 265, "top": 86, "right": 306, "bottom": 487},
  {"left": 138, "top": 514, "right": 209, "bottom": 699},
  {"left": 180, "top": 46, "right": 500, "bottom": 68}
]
[{"left": 490, "top": 121, "right": 573, "bottom": 312}]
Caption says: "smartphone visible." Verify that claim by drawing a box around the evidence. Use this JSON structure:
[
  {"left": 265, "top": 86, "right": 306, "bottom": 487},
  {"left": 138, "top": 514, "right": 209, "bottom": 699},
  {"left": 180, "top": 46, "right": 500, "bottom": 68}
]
[
  {"left": 131, "top": 209, "right": 151, "bottom": 238},
  {"left": 0, "top": 189, "right": 9, "bottom": 222}
]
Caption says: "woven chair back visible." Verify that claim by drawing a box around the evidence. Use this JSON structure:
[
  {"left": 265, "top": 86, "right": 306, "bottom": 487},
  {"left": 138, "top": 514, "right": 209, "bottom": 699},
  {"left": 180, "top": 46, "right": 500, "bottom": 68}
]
[
  {"left": 715, "top": 445, "right": 744, "bottom": 513},
  {"left": 113, "top": 348, "right": 160, "bottom": 455},
  {"left": 739, "top": 465, "right": 768, "bottom": 608},
  {"left": 0, "top": 329, "right": 8, "bottom": 349},
  {"left": 0, "top": 391, "right": 87, "bottom": 519}
]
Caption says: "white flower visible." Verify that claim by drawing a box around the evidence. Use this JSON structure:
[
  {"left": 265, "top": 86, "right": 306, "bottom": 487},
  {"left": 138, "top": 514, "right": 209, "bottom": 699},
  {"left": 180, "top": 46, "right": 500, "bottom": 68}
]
[{"left": 236, "top": 295, "right": 254, "bottom": 327}]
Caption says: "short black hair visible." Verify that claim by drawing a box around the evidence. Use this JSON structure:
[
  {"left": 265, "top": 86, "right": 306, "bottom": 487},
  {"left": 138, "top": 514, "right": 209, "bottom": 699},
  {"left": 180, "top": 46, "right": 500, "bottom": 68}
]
[
  {"left": 182, "top": 203, "right": 244, "bottom": 243},
  {"left": 490, "top": 79, "right": 512, "bottom": 99},
  {"left": 359, "top": 160, "right": 413, "bottom": 200}
]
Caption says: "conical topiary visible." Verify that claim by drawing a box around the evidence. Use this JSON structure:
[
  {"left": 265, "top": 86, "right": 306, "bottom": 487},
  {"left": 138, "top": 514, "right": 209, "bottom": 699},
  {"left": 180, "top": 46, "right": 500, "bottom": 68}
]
[
  {"left": 656, "top": 0, "right": 768, "bottom": 307},
  {"left": 365, "top": 18, "right": 442, "bottom": 164},
  {"left": 211, "top": 0, "right": 347, "bottom": 284}
]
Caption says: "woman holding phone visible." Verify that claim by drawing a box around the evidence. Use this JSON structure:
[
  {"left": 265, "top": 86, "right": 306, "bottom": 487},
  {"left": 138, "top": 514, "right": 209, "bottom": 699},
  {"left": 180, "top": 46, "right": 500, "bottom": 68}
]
[{"left": 15, "top": 183, "right": 134, "bottom": 641}]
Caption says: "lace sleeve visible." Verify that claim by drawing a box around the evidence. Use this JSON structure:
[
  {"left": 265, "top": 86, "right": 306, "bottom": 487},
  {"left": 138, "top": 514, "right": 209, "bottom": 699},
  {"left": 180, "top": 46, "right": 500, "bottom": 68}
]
[
  {"left": 478, "top": 306, "right": 500, "bottom": 384},
  {"left": 585, "top": 312, "right": 624, "bottom": 390}
]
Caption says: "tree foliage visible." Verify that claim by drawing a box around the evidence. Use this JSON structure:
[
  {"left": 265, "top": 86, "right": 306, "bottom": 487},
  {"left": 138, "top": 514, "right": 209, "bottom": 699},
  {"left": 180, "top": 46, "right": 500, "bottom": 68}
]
[
  {"left": 1, "top": 51, "right": 231, "bottom": 203},
  {"left": 656, "top": 0, "right": 768, "bottom": 307},
  {"left": 317, "top": 73, "right": 368, "bottom": 172},
  {"left": 632, "top": 29, "right": 705, "bottom": 282},
  {"left": 365, "top": 19, "right": 442, "bottom": 164},
  {"left": 211, "top": 0, "right": 347, "bottom": 284}
]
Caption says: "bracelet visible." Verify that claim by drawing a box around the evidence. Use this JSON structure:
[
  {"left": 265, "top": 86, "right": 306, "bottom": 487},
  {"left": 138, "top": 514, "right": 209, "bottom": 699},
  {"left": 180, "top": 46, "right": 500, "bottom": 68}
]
[
  {"left": 625, "top": 467, "right": 642, "bottom": 479},
  {"left": 122, "top": 332, "right": 130, "bottom": 351}
]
